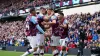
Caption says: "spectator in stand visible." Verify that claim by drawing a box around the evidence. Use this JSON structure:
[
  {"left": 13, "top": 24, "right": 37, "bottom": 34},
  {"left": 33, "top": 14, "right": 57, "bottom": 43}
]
[
  {"left": 68, "top": 41, "right": 76, "bottom": 48},
  {"left": 0, "top": 20, "right": 26, "bottom": 46},
  {"left": 97, "top": 25, "right": 100, "bottom": 37},
  {"left": 87, "top": 33, "right": 92, "bottom": 42},
  {"left": 20, "top": 38, "right": 25, "bottom": 46},
  {"left": 90, "top": 42, "right": 98, "bottom": 54},
  {"left": 92, "top": 31, "right": 99, "bottom": 41},
  {"left": 74, "top": 33, "right": 79, "bottom": 45},
  {"left": 97, "top": 39, "right": 100, "bottom": 48},
  {"left": 0, "top": 38, "right": 4, "bottom": 46}
]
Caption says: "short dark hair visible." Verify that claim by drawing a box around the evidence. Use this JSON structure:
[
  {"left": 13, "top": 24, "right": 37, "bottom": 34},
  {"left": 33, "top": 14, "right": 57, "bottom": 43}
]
[
  {"left": 40, "top": 7, "right": 46, "bottom": 10},
  {"left": 30, "top": 8, "right": 35, "bottom": 13},
  {"left": 47, "top": 7, "right": 53, "bottom": 11},
  {"left": 58, "top": 12, "right": 64, "bottom": 16}
]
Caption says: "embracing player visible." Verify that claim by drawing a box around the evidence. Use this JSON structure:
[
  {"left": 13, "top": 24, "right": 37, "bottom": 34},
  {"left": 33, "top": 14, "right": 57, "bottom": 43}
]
[
  {"left": 21, "top": 8, "right": 44, "bottom": 56},
  {"left": 36, "top": 7, "right": 47, "bottom": 56},
  {"left": 57, "top": 12, "right": 69, "bottom": 56},
  {"left": 44, "top": 8, "right": 60, "bottom": 56}
]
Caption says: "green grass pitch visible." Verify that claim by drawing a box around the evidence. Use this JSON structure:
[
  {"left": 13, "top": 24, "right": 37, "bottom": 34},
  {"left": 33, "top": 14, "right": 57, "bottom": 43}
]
[
  {"left": 0, "top": 50, "right": 75, "bottom": 56},
  {"left": 0, "top": 50, "right": 52, "bottom": 56}
]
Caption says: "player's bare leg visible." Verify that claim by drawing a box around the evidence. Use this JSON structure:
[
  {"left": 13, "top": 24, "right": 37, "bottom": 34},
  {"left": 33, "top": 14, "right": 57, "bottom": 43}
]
[
  {"left": 59, "top": 39, "right": 68, "bottom": 56},
  {"left": 51, "top": 46, "right": 59, "bottom": 56},
  {"left": 60, "top": 46, "right": 67, "bottom": 56},
  {"left": 21, "top": 47, "right": 38, "bottom": 56},
  {"left": 36, "top": 46, "right": 44, "bottom": 56},
  {"left": 21, "top": 49, "right": 34, "bottom": 56},
  {"left": 33, "top": 47, "right": 39, "bottom": 56},
  {"left": 36, "top": 34, "right": 45, "bottom": 56},
  {"left": 50, "top": 36, "right": 60, "bottom": 56},
  {"left": 39, "top": 46, "right": 44, "bottom": 56}
]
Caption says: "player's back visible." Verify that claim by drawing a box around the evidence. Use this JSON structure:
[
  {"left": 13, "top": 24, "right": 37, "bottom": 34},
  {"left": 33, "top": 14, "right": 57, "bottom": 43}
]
[{"left": 25, "top": 15, "right": 38, "bottom": 36}]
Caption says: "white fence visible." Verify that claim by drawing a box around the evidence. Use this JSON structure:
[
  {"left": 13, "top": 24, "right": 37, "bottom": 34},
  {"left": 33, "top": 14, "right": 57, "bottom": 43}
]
[{"left": 63, "top": 4, "right": 100, "bottom": 15}]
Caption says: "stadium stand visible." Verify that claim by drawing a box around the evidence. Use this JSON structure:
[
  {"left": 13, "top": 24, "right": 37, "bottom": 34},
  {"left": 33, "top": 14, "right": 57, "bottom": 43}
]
[
  {"left": 0, "top": 0, "right": 52, "bottom": 17},
  {"left": 0, "top": 0, "right": 100, "bottom": 56},
  {"left": 0, "top": 0, "right": 99, "bottom": 18}
]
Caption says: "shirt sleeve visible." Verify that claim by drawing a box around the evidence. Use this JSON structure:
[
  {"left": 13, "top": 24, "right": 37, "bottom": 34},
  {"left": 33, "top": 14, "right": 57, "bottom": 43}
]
[
  {"left": 37, "top": 14, "right": 43, "bottom": 19},
  {"left": 63, "top": 19, "right": 68, "bottom": 24},
  {"left": 36, "top": 24, "right": 44, "bottom": 34},
  {"left": 51, "top": 15, "right": 57, "bottom": 20},
  {"left": 30, "top": 16, "right": 44, "bottom": 34},
  {"left": 30, "top": 16, "right": 38, "bottom": 24}
]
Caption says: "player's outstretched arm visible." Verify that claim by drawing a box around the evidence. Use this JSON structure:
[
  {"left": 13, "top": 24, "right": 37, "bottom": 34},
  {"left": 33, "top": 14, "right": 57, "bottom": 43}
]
[
  {"left": 36, "top": 24, "right": 45, "bottom": 34},
  {"left": 48, "top": 16, "right": 57, "bottom": 25},
  {"left": 30, "top": 16, "right": 45, "bottom": 34}
]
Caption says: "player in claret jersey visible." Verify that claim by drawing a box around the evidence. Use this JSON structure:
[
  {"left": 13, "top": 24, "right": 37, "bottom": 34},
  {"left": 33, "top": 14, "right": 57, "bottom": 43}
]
[
  {"left": 21, "top": 8, "right": 44, "bottom": 56},
  {"left": 57, "top": 12, "right": 69, "bottom": 56},
  {"left": 45, "top": 8, "right": 60, "bottom": 56},
  {"left": 36, "top": 7, "right": 47, "bottom": 56}
]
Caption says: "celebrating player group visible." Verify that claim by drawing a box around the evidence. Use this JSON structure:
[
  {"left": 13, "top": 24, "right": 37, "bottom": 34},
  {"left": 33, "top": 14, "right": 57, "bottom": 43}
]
[{"left": 21, "top": 7, "right": 69, "bottom": 56}]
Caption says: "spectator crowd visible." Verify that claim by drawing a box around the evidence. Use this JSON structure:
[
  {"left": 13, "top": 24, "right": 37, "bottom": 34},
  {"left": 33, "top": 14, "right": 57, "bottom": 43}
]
[
  {"left": 0, "top": 20, "right": 28, "bottom": 46},
  {"left": 0, "top": 0, "right": 54, "bottom": 16},
  {"left": 0, "top": 0, "right": 98, "bottom": 17}
]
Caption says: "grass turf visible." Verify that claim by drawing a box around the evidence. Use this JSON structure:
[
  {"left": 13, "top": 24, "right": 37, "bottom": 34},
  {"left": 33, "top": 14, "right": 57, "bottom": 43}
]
[
  {"left": 0, "top": 50, "right": 52, "bottom": 56},
  {"left": 0, "top": 50, "right": 76, "bottom": 56}
]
